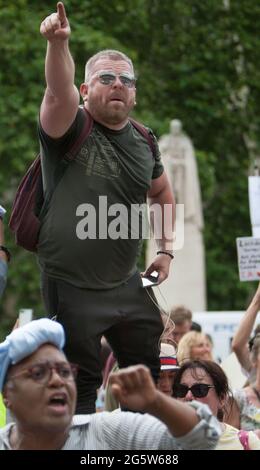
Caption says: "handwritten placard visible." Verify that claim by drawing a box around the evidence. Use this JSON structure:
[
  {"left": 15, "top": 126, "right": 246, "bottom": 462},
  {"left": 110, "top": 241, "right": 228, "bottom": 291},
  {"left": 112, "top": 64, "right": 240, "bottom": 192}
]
[{"left": 236, "top": 237, "right": 260, "bottom": 281}]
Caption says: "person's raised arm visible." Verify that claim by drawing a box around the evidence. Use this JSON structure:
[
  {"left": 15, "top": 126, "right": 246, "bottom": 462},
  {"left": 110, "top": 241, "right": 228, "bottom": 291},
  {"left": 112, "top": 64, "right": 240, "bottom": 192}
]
[
  {"left": 110, "top": 364, "right": 203, "bottom": 438},
  {"left": 40, "top": 2, "right": 80, "bottom": 138},
  {"left": 232, "top": 281, "right": 260, "bottom": 373}
]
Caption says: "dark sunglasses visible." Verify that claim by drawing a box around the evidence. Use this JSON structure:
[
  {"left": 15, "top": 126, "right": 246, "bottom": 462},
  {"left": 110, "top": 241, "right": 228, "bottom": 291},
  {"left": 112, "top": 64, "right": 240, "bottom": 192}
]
[
  {"left": 174, "top": 383, "right": 215, "bottom": 398},
  {"left": 97, "top": 71, "right": 136, "bottom": 88}
]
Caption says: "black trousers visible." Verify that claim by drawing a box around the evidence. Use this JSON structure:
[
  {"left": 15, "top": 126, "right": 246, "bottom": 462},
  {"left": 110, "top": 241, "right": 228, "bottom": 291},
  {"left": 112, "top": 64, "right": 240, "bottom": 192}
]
[{"left": 41, "top": 271, "right": 163, "bottom": 414}]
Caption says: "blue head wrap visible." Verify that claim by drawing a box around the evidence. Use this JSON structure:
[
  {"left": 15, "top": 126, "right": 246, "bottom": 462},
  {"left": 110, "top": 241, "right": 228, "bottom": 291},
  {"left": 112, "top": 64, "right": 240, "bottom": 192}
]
[{"left": 0, "top": 318, "right": 65, "bottom": 391}]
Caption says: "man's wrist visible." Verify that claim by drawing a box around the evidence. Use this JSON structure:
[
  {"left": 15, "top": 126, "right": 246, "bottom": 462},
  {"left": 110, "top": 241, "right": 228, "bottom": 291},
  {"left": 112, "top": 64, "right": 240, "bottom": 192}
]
[
  {"left": 156, "top": 240, "right": 173, "bottom": 252},
  {"left": 156, "top": 250, "right": 174, "bottom": 260}
]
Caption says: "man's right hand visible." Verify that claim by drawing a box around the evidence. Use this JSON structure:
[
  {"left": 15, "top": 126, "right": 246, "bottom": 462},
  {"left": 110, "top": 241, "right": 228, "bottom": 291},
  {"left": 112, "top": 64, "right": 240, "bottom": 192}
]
[{"left": 40, "top": 2, "right": 70, "bottom": 41}]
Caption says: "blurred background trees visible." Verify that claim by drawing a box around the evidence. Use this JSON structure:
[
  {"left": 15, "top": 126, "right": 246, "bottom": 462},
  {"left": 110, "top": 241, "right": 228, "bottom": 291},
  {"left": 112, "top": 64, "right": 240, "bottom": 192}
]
[{"left": 1, "top": 0, "right": 260, "bottom": 335}]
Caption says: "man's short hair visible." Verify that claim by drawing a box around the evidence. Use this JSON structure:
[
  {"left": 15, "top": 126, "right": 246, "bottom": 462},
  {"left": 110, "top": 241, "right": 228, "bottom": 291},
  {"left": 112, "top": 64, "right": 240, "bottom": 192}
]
[
  {"left": 84, "top": 49, "right": 135, "bottom": 83},
  {"left": 170, "top": 306, "right": 192, "bottom": 325}
]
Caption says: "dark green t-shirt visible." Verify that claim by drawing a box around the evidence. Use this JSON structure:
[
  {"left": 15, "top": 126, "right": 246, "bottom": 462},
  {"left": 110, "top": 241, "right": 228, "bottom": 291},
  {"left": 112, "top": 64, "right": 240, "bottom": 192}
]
[{"left": 38, "top": 108, "right": 164, "bottom": 289}]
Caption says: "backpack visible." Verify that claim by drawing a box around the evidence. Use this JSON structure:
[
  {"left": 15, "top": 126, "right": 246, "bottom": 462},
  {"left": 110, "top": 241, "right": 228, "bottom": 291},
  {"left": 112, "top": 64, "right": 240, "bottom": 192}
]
[{"left": 9, "top": 109, "right": 156, "bottom": 252}]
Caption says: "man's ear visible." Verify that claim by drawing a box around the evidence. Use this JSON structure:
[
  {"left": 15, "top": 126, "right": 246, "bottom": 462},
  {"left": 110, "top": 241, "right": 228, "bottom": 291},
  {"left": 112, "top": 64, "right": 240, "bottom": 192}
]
[
  {"left": 80, "top": 83, "right": 88, "bottom": 103},
  {"left": 2, "top": 389, "right": 11, "bottom": 409},
  {"left": 3, "top": 398, "right": 10, "bottom": 408},
  {"left": 2, "top": 379, "right": 15, "bottom": 409}
]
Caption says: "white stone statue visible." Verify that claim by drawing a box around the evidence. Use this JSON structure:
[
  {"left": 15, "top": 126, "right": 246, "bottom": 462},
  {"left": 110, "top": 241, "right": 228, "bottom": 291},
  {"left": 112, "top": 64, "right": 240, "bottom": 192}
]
[
  {"left": 159, "top": 119, "right": 204, "bottom": 230},
  {"left": 147, "top": 119, "right": 207, "bottom": 311}
]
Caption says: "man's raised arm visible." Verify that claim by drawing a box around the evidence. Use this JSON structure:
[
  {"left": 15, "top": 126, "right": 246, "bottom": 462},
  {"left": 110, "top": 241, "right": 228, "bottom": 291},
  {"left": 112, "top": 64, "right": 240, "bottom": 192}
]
[{"left": 40, "top": 2, "right": 79, "bottom": 138}]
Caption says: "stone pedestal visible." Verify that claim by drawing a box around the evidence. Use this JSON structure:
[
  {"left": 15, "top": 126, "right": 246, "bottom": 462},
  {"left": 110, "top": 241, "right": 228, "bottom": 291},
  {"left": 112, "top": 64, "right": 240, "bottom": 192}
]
[{"left": 147, "top": 119, "right": 207, "bottom": 311}]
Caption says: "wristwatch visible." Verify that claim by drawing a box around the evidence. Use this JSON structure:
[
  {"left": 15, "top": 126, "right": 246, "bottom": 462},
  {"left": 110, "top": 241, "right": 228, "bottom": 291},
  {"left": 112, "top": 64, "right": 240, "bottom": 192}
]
[{"left": 0, "top": 245, "right": 11, "bottom": 262}]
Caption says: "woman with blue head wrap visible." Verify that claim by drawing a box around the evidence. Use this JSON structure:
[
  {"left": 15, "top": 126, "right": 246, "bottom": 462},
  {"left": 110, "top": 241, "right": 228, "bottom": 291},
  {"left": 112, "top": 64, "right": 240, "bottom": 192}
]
[
  {"left": 0, "top": 318, "right": 77, "bottom": 449},
  {"left": 0, "top": 318, "right": 220, "bottom": 450}
]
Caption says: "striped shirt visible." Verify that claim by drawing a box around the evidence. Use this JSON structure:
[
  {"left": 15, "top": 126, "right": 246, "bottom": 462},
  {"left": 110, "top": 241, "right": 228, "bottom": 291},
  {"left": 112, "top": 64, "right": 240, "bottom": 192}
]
[{"left": 0, "top": 402, "right": 220, "bottom": 450}]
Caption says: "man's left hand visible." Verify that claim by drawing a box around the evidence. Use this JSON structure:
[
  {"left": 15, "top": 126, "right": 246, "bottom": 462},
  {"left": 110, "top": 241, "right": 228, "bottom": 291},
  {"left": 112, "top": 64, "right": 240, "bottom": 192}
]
[{"left": 143, "top": 253, "right": 172, "bottom": 285}]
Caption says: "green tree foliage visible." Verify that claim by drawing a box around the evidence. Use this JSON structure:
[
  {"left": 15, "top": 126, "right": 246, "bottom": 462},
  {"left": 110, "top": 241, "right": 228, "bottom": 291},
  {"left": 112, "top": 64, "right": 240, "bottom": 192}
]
[{"left": 0, "top": 0, "right": 260, "bottom": 336}]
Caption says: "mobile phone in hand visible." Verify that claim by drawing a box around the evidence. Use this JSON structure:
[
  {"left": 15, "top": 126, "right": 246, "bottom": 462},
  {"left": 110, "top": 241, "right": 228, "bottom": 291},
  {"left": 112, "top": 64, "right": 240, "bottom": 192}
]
[{"left": 141, "top": 272, "right": 159, "bottom": 288}]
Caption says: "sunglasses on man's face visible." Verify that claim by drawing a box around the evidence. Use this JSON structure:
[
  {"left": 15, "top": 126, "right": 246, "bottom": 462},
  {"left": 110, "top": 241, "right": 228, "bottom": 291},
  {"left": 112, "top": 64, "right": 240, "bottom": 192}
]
[
  {"left": 96, "top": 71, "right": 136, "bottom": 88},
  {"left": 174, "top": 383, "right": 215, "bottom": 398}
]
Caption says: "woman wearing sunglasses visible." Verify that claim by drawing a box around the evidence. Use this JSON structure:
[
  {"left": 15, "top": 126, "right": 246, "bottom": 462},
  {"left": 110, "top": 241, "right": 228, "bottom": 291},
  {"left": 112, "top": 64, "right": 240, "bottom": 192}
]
[{"left": 172, "top": 360, "right": 260, "bottom": 450}]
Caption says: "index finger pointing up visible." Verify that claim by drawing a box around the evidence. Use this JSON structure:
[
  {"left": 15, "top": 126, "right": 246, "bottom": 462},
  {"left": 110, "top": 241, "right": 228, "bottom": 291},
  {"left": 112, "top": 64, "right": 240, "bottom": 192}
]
[{"left": 57, "top": 2, "right": 66, "bottom": 21}]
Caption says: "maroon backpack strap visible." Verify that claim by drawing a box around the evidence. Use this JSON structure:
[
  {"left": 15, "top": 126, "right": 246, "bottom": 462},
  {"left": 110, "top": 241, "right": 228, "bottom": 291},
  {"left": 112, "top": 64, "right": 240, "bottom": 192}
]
[
  {"left": 129, "top": 118, "right": 157, "bottom": 158},
  {"left": 64, "top": 107, "right": 93, "bottom": 162},
  {"left": 238, "top": 430, "right": 250, "bottom": 450}
]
